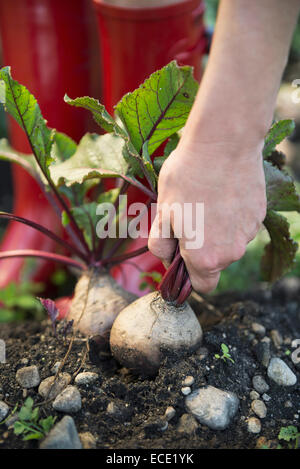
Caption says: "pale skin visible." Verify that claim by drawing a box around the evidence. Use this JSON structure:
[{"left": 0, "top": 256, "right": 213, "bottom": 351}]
[{"left": 149, "top": 0, "right": 300, "bottom": 294}]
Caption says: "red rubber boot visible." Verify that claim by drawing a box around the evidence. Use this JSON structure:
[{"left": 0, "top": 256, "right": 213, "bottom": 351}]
[
  {"left": 93, "top": 0, "right": 207, "bottom": 295},
  {"left": 0, "top": 0, "right": 101, "bottom": 287}
]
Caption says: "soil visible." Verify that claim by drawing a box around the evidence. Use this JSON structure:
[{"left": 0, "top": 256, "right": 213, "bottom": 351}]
[{"left": 0, "top": 277, "right": 299, "bottom": 450}]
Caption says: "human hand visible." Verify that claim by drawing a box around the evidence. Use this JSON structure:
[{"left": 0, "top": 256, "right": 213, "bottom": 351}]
[{"left": 148, "top": 137, "right": 267, "bottom": 294}]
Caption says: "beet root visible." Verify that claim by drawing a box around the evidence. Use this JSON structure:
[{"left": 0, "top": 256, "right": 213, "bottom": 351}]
[
  {"left": 68, "top": 269, "right": 136, "bottom": 337},
  {"left": 110, "top": 291, "right": 203, "bottom": 376}
]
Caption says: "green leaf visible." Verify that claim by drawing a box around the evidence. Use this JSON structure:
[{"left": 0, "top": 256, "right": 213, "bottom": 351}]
[
  {"left": 23, "top": 431, "right": 44, "bottom": 441},
  {"left": 164, "top": 133, "right": 180, "bottom": 156},
  {"left": 64, "top": 95, "right": 125, "bottom": 135},
  {"left": 0, "top": 66, "right": 55, "bottom": 178},
  {"left": 50, "top": 133, "right": 128, "bottom": 187},
  {"left": 153, "top": 156, "right": 167, "bottom": 173},
  {"left": 261, "top": 210, "right": 298, "bottom": 282},
  {"left": 263, "top": 120, "right": 295, "bottom": 158},
  {"left": 52, "top": 131, "right": 77, "bottom": 162},
  {"left": 278, "top": 426, "right": 299, "bottom": 442},
  {"left": 142, "top": 141, "right": 157, "bottom": 189},
  {"left": 71, "top": 202, "right": 99, "bottom": 250},
  {"left": 264, "top": 161, "right": 300, "bottom": 212},
  {"left": 221, "top": 343, "right": 229, "bottom": 355},
  {"left": 14, "top": 421, "right": 26, "bottom": 435},
  {"left": 40, "top": 416, "right": 56, "bottom": 434},
  {"left": 116, "top": 61, "right": 198, "bottom": 156},
  {"left": 61, "top": 210, "right": 71, "bottom": 227}
]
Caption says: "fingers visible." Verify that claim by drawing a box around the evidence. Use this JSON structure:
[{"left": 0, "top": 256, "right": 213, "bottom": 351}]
[{"left": 148, "top": 213, "right": 177, "bottom": 266}]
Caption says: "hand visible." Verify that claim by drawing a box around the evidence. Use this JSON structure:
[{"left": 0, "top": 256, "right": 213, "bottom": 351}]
[{"left": 148, "top": 138, "right": 267, "bottom": 294}]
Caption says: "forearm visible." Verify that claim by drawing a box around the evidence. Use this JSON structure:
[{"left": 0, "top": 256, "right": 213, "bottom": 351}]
[{"left": 181, "top": 0, "right": 300, "bottom": 149}]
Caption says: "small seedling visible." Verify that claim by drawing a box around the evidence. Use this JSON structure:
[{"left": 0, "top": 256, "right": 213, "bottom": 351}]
[
  {"left": 278, "top": 425, "right": 300, "bottom": 449},
  {"left": 13, "top": 397, "right": 56, "bottom": 441},
  {"left": 215, "top": 343, "right": 235, "bottom": 364}
]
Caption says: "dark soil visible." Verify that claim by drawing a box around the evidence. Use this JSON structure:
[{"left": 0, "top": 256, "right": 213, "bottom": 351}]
[{"left": 0, "top": 278, "right": 299, "bottom": 450}]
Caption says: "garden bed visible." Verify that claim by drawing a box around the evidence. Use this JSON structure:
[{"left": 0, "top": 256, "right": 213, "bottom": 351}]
[{"left": 0, "top": 277, "right": 299, "bottom": 450}]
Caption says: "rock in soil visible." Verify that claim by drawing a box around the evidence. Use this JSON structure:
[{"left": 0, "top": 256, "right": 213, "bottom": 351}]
[
  {"left": 185, "top": 385, "right": 239, "bottom": 430},
  {"left": 38, "top": 373, "right": 71, "bottom": 400},
  {"left": 267, "top": 358, "right": 297, "bottom": 386},
  {"left": 16, "top": 366, "right": 40, "bottom": 389},
  {"left": 251, "top": 400, "right": 267, "bottom": 419},
  {"left": 0, "top": 401, "right": 9, "bottom": 421},
  {"left": 74, "top": 372, "right": 99, "bottom": 386},
  {"left": 52, "top": 386, "right": 82, "bottom": 413},
  {"left": 40, "top": 416, "right": 82, "bottom": 449},
  {"left": 247, "top": 417, "right": 261, "bottom": 434}
]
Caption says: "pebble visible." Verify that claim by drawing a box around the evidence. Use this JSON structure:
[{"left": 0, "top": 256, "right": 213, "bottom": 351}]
[
  {"left": 164, "top": 406, "right": 176, "bottom": 421},
  {"left": 185, "top": 385, "right": 239, "bottom": 430},
  {"left": 16, "top": 366, "right": 40, "bottom": 389},
  {"left": 251, "top": 400, "right": 267, "bottom": 419},
  {"left": 106, "top": 401, "right": 131, "bottom": 422},
  {"left": 177, "top": 413, "right": 198, "bottom": 435},
  {"left": 267, "top": 358, "right": 297, "bottom": 386},
  {"left": 40, "top": 416, "right": 82, "bottom": 449},
  {"left": 0, "top": 401, "right": 9, "bottom": 421},
  {"left": 270, "top": 330, "right": 283, "bottom": 349},
  {"left": 252, "top": 375, "right": 269, "bottom": 394},
  {"left": 251, "top": 323, "right": 266, "bottom": 337},
  {"left": 284, "top": 400, "right": 293, "bottom": 408},
  {"left": 181, "top": 386, "right": 191, "bottom": 396},
  {"left": 52, "top": 386, "right": 82, "bottom": 413},
  {"left": 262, "top": 393, "right": 271, "bottom": 402},
  {"left": 247, "top": 417, "right": 261, "bottom": 434},
  {"left": 38, "top": 373, "right": 71, "bottom": 399},
  {"left": 250, "top": 391, "right": 260, "bottom": 400},
  {"left": 182, "top": 376, "right": 195, "bottom": 387},
  {"left": 79, "top": 432, "right": 96, "bottom": 449},
  {"left": 74, "top": 372, "right": 99, "bottom": 386}
]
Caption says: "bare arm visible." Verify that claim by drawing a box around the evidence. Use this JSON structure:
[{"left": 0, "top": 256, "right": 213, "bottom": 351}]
[{"left": 149, "top": 0, "right": 300, "bottom": 293}]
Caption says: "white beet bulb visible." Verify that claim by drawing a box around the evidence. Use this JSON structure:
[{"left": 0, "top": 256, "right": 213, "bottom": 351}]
[
  {"left": 110, "top": 291, "right": 203, "bottom": 376},
  {"left": 68, "top": 269, "right": 136, "bottom": 337}
]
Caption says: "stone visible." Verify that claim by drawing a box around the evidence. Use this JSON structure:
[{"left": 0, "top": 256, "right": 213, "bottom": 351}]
[
  {"left": 270, "top": 330, "right": 283, "bottom": 349},
  {"left": 185, "top": 385, "right": 239, "bottom": 430},
  {"left": 74, "top": 372, "right": 99, "bottom": 386},
  {"left": 0, "top": 401, "right": 9, "bottom": 421},
  {"left": 177, "top": 413, "right": 198, "bottom": 435},
  {"left": 38, "top": 373, "right": 71, "bottom": 399},
  {"left": 254, "top": 339, "right": 271, "bottom": 368},
  {"left": 52, "top": 386, "right": 82, "bottom": 413},
  {"left": 251, "top": 323, "right": 266, "bottom": 337},
  {"left": 181, "top": 386, "right": 191, "bottom": 396},
  {"left": 16, "top": 366, "right": 40, "bottom": 388},
  {"left": 262, "top": 393, "right": 271, "bottom": 402},
  {"left": 247, "top": 417, "right": 261, "bottom": 434},
  {"left": 182, "top": 376, "right": 195, "bottom": 387},
  {"left": 267, "top": 358, "right": 297, "bottom": 386},
  {"left": 251, "top": 400, "right": 267, "bottom": 419},
  {"left": 164, "top": 406, "right": 176, "bottom": 421},
  {"left": 250, "top": 390, "right": 260, "bottom": 400},
  {"left": 79, "top": 432, "right": 96, "bottom": 449},
  {"left": 40, "top": 416, "right": 82, "bottom": 449},
  {"left": 252, "top": 375, "right": 269, "bottom": 394}
]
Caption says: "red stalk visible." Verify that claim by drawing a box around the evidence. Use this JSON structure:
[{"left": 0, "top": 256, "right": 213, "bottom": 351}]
[
  {"left": 158, "top": 242, "right": 192, "bottom": 305},
  {"left": 0, "top": 250, "right": 86, "bottom": 271}
]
